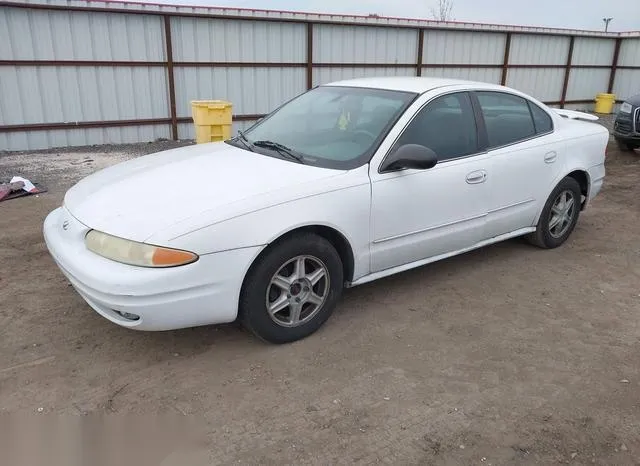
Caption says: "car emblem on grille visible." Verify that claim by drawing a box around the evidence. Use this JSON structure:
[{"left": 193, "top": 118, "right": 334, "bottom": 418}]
[{"left": 62, "top": 220, "right": 70, "bottom": 231}]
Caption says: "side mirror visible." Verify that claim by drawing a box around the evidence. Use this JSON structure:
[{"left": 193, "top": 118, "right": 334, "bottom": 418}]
[{"left": 380, "top": 144, "right": 438, "bottom": 172}]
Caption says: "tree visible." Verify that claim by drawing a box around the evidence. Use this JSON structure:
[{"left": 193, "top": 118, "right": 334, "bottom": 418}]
[{"left": 430, "top": 0, "right": 454, "bottom": 21}]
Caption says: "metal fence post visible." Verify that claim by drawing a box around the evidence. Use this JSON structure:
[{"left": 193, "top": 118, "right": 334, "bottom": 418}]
[
  {"left": 164, "top": 15, "right": 178, "bottom": 140},
  {"left": 560, "top": 36, "right": 575, "bottom": 108},
  {"left": 306, "top": 23, "right": 313, "bottom": 90},
  {"left": 416, "top": 29, "right": 424, "bottom": 77},
  {"left": 608, "top": 38, "right": 622, "bottom": 94},
  {"left": 500, "top": 32, "right": 512, "bottom": 86}
]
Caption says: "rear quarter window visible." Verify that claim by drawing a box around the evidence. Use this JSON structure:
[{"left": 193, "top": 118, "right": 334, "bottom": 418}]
[{"left": 528, "top": 102, "right": 553, "bottom": 134}]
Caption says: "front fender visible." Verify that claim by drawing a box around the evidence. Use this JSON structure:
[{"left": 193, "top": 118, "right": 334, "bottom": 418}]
[{"left": 155, "top": 176, "right": 373, "bottom": 281}]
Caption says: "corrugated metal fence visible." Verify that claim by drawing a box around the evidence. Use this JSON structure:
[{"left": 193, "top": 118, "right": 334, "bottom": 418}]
[{"left": 1, "top": 0, "right": 639, "bottom": 151}]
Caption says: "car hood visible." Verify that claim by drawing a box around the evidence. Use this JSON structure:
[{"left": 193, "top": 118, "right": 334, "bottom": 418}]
[
  {"left": 64, "top": 142, "right": 344, "bottom": 242},
  {"left": 623, "top": 94, "right": 640, "bottom": 107}
]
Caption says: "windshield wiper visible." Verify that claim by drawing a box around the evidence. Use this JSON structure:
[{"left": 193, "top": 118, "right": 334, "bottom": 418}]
[
  {"left": 253, "top": 140, "right": 304, "bottom": 163},
  {"left": 233, "top": 130, "right": 255, "bottom": 152}
]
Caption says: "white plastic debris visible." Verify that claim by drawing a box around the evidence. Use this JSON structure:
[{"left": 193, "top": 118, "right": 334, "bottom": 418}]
[{"left": 10, "top": 176, "right": 39, "bottom": 193}]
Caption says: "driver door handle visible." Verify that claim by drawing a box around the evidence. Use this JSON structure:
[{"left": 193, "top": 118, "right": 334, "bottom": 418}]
[{"left": 466, "top": 170, "right": 487, "bottom": 184}]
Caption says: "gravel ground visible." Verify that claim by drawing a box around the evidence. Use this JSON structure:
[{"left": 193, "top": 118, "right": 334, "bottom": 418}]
[
  {"left": 0, "top": 140, "right": 192, "bottom": 192},
  {"left": 0, "top": 139, "right": 193, "bottom": 157},
  {"left": 1, "top": 128, "right": 639, "bottom": 464}
]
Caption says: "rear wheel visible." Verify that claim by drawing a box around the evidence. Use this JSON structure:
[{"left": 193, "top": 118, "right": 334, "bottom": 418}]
[
  {"left": 527, "top": 177, "right": 582, "bottom": 249},
  {"left": 239, "top": 233, "right": 343, "bottom": 344}
]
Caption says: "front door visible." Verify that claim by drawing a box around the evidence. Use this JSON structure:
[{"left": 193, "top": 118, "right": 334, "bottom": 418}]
[{"left": 369, "top": 91, "right": 490, "bottom": 272}]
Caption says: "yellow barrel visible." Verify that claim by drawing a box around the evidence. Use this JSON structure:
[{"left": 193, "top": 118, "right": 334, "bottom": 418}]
[
  {"left": 594, "top": 93, "right": 615, "bottom": 114},
  {"left": 191, "top": 100, "right": 233, "bottom": 143}
]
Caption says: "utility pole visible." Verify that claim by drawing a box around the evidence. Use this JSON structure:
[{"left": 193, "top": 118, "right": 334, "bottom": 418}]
[{"left": 603, "top": 17, "right": 613, "bottom": 32}]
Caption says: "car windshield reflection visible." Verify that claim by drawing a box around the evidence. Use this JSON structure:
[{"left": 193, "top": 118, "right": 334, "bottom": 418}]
[{"left": 227, "top": 86, "right": 417, "bottom": 170}]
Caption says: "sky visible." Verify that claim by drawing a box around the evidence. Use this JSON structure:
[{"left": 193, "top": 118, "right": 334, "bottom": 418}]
[{"left": 134, "top": 0, "right": 640, "bottom": 32}]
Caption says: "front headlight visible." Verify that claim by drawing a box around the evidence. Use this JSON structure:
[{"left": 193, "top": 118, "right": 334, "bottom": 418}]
[{"left": 85, "top": 230, "right": 198, "bottom": 268}]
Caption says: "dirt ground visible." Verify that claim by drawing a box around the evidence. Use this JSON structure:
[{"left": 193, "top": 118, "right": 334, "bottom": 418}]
[{"left": 1, "top": 140, "right": 639, "bottom": 465}]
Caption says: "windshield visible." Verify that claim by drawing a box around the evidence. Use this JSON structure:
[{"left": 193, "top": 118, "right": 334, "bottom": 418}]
[{"left": 229, "top": 86, "right": 417, "bottom": 169}]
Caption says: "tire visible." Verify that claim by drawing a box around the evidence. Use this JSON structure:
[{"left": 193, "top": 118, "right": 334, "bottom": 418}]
[
  {"left": 527, "top": 177, "right": 582, "bottom": 249},
  {"left": 616, "top": 139, "right": 634, "bottom": 152},
  {"left": 239, "top": 233, "right": 344, "bottom": 344}
]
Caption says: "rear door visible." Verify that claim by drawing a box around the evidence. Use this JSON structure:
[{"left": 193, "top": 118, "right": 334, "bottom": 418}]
[{"left": 473, "top": 91, "right": 566, "bottom": 239}]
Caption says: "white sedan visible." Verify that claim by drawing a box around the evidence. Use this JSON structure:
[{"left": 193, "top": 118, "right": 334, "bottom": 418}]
[{"left": 44, "top": 77, "right": 608, "bottom": 343}]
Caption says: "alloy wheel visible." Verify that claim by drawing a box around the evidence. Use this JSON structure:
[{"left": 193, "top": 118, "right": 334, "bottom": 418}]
[
  {"left": 548, "top": 190, "right": 576, "bottom": 238},
  {"left": 265, "top": 255, "right": 330, "bottom": 327}
]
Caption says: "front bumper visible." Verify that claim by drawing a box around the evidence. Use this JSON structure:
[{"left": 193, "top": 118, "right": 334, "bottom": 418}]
[
  {"left": 613, "top": 132, "right": 640, "bottom": 144},
  {"left": 613, "top": 110, "right": 639, "bottom": 143},
  {"left": 43, "top": 207, "right": 261, "bottom": 331}
]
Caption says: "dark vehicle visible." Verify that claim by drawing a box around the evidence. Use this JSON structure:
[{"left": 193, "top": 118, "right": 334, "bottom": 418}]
[{"left": 613, "top": 94, "right": 640, "bottom": 152}]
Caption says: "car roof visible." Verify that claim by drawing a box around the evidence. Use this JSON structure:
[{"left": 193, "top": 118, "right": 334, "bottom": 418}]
[{"left": 322, "top": 76, "right": 505, "bottom": 94}]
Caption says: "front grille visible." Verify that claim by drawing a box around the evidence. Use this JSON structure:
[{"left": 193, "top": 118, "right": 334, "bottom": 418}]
[
  {"left": 616, "top": 106, "right": 640, "bottom": 135},
  {"left": 615, "top": 119, "right": 632, "bottom": 134}
]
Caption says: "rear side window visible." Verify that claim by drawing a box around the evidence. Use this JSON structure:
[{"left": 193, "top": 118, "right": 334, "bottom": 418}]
[
  {"left": 528, "top": 102, "right": 553, "bottom": 134},
  {"left": 476, "top": 92, "right": 536, "bottom": 148}
]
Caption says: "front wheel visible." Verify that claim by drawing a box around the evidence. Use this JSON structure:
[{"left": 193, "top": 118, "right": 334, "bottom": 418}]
[
  {"left": 239, "top": 233, "right": 344, "bottom": 344},
  {"left": 616, "top": 138, "right": 637, "bottom": 152},
  {"left": 527, "top": 177, "right": 582, "bottom": 249}
]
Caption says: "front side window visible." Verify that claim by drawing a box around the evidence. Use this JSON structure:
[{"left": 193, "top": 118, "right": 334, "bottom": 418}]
[
  {"left": 476, "top": 92, "right": 536, "bottom": 148},
  {"left": 231, "top": 86, "right": 417, "bottom": 169},
  {"left": 392, "top": 92, "right": 478, "bottom": 162}
]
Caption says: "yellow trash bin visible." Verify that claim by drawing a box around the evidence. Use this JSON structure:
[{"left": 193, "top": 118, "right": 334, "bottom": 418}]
[
  {"left": 191, "top": 100, "right": 233, "bottom": 143},
  {"left": 594, "top": 93, "right": 615, "bottom": 114}
]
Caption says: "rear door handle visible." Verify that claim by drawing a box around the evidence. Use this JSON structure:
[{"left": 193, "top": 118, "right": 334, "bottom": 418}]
[
  {"left": 544, "top": 151, "right": 557, "bottom": 163},
  {"left": 466, "top": 170, "right": 487, "bottom": 184}
]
